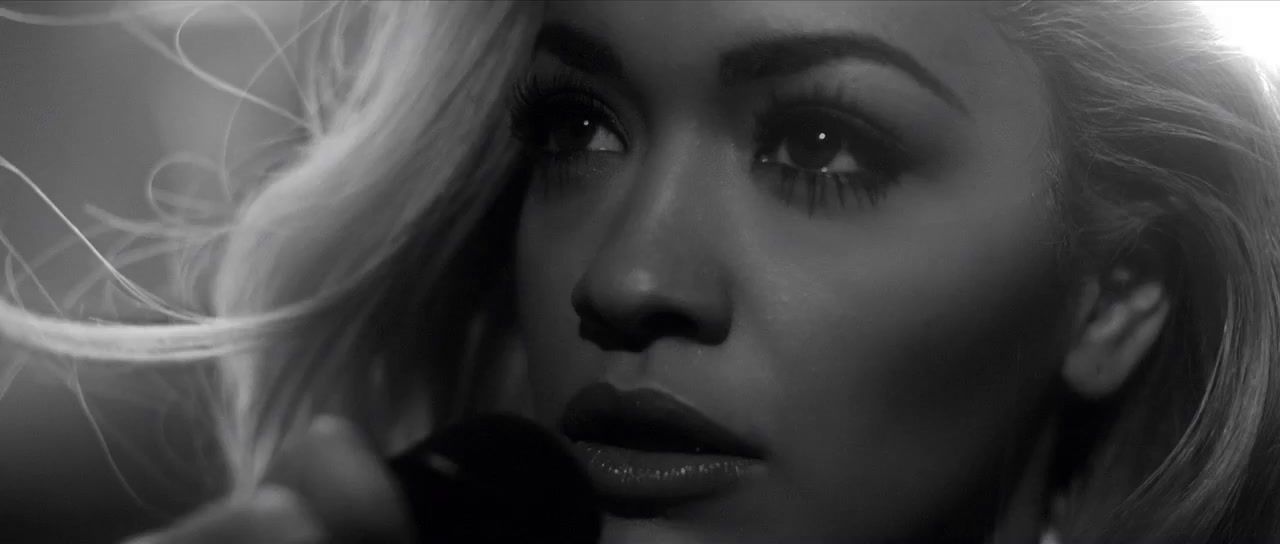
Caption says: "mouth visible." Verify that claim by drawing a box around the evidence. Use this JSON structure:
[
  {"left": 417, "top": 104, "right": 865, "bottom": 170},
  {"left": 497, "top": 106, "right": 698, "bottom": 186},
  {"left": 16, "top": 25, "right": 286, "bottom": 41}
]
[{"left": 559, "top": 382, "right": 765, "bottom": 517}]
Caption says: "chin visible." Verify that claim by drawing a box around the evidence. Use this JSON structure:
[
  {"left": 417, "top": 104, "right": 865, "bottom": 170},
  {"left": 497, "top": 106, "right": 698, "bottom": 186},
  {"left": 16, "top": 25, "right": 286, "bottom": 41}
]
[{"left": 601, "top": 516, "right": 728, "bottom": 544}]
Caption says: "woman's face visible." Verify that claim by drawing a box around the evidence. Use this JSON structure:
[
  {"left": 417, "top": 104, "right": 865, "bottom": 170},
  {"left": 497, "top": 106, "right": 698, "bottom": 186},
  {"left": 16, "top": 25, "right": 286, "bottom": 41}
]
[{"left": 515, "top": 2, "right": 1064, "bottom": 541}]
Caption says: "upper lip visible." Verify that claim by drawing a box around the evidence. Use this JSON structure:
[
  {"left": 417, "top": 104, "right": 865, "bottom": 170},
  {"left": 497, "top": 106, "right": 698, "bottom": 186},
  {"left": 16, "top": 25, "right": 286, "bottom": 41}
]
[{"left": 559, "top": 382, "right": 763, "bottom": 459}]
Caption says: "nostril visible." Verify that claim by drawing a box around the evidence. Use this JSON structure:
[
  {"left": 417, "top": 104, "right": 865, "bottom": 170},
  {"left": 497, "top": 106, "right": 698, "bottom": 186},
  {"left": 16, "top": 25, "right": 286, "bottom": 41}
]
[
  {"left": 577, "top": 305, "right": 723, "bottom": 353},
  {"left": 637, "top": 311, "right": 701, "bottom": 344},
  {"left": 575, "top": 300, "right": 641, "bottom": 352},
  {"left": 577, "top": 320, "right": 644, "bottom": 352},
  {"left": 570, "top": 269, "right": 731, "bottom": 352}
]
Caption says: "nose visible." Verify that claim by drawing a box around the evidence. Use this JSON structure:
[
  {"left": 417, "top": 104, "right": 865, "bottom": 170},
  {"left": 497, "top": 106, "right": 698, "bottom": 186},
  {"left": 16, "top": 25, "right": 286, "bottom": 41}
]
[
  {"left": 570, "top": 186, "right": 731, "bottom": 353},
  {"left": 572, "top": 263, "right": 730, "bottom": 352}
]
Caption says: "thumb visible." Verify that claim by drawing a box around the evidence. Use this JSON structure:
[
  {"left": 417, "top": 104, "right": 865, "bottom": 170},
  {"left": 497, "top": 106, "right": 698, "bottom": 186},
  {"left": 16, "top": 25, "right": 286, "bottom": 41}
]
[{"left": 266, "top": 415, "right": 416, "bottom": 544}]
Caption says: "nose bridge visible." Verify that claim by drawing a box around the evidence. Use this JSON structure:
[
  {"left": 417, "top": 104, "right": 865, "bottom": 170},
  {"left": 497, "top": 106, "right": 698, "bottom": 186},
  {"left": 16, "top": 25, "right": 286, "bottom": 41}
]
[
  {"left": 602, "top": 114, "right": 720, "bottom": 274},
  {"left": 573, "top": 119, "right": 732, "bottom": 349}
]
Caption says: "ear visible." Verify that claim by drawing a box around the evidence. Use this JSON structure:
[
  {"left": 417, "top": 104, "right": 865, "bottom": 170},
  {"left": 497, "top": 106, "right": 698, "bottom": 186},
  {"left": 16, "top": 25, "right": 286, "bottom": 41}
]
[{"left": 1063, "top": 268, "right": 1171, "bottom": 399}]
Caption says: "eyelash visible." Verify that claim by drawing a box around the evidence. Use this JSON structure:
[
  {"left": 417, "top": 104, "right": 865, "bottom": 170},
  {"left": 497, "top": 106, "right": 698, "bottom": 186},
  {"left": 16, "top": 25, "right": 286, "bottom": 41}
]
[
  {"left": 751, "top": 87, "right": 910, "bottom": 214},
  {"left": 509, "top": 73, "right": 630, "bottom": 192},
  {"left": 511, "top": 75, "right": 630, "bottom": 151},
  {"left": 507, "top": 75, "right": 910, "bottom": 212}
]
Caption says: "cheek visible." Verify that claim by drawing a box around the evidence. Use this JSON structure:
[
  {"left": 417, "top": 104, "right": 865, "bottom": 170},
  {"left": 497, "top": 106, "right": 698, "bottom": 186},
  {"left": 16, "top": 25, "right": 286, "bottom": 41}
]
[
  {"left": 730, "top": 190, "right": 1069, "bottom": 530},
  {"left": 513, "top": 191, "right": 599, "bottom": 427}
]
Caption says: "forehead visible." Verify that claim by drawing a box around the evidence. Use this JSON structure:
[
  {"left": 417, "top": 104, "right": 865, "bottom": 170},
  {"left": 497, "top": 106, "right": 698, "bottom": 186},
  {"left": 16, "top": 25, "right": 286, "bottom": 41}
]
[{"left": 543, "top": 1, "right": 1043, "bottom": 119}]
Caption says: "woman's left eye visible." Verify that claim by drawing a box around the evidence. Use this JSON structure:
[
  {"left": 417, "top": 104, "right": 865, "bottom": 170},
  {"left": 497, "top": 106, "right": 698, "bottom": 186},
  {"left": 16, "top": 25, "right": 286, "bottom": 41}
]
[
  {"left": 753, "top": 107, "right": 906, "bottom": 211},
  {"left": 756, "top": 115, "right": 861, "bottom": 174}
]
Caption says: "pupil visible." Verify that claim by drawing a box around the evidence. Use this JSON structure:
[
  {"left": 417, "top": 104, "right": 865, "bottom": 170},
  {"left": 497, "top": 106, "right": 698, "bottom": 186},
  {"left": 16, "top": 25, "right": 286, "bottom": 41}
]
[
  {"left": 786, "top": 120, "right": 842, "bottom": 170},
  {"left": 549, "top": 117, "right": 596, "bottom": 152}
]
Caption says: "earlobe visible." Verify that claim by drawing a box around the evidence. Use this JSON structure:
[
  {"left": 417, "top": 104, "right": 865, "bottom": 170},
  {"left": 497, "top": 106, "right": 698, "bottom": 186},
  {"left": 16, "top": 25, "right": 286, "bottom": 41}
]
[{"left": 1063, "top": 270, "right": 1171, "bottom": 399}]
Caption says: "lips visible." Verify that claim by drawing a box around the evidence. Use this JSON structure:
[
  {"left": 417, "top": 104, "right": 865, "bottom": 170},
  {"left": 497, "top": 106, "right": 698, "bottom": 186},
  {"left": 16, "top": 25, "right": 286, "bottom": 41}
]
[{"left": 560, "top": 383, "right": 764, "bottom": 513}]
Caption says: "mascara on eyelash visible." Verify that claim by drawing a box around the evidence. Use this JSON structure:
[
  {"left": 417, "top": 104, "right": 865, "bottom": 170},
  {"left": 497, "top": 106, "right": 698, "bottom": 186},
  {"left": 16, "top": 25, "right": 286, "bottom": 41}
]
[
  {"left": 509, "top": 71, "right": 909, "bottom": 211},
  {"left": 507, "top": 78, "right": 628, "bottom": 195},
  {"left": 750, "top": 99, "right": 908, "bottom": 213},
  {"left": 762, "top": 81, "right": 914, "bottom": 155},
  {"left": 509, "top": 72, "right": 629, "bottom": 147},
  {"left": 757, "top": 160, "right": 893, "bottom": 215}
]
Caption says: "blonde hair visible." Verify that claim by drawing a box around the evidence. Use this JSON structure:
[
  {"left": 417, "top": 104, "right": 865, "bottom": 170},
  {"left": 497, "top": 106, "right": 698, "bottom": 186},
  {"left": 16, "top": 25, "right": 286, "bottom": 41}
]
[
  {"left": 206, "top": 0, "right": 541, "bottom": 493},
  {"left": 997, "top": 1, "right": 1280, "bottom": 540},
  {"left": 0, "top": 0, "right": 541, "bottom": 497},
  {"left": 3, "top": 1, "right": 1280, "bottom": 540}
]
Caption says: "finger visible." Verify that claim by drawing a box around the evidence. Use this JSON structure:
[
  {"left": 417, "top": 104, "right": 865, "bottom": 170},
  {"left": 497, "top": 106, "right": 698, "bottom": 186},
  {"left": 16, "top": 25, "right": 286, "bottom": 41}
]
[
  {"left": 267, "top": 415, "right": 416, "bottom": 544},
  {"left": 120, "top": 486, "right": 326, "bottom": 544}
]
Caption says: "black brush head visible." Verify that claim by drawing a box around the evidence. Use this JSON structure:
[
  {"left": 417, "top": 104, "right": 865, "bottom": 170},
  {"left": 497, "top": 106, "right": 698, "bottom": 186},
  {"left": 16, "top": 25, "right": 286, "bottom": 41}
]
[{"left": 388, "top": 413, "right": 601, "bottom": 544}]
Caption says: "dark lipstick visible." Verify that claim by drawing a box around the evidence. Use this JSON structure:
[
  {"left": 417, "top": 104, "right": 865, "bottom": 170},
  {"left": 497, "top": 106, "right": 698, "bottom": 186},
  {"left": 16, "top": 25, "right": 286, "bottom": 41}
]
[{"left": 560, "top": 383, "right": 764, "bottom": 512}]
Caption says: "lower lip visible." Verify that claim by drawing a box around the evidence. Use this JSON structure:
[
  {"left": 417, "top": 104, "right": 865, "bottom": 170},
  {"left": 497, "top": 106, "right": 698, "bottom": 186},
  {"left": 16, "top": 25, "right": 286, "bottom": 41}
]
[{"left": 572, "top": 441, "right": 762, "bottom": 503}]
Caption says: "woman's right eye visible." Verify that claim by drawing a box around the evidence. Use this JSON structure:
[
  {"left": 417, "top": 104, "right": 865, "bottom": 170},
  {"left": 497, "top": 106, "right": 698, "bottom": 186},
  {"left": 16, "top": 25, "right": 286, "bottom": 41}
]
[
  {"left": 518, "top": 96, "right": 626, "bottom": 156},
  {"left": 510, "top": 86, "right": 631, "bottom": 193},
  {"left": 542, "top": 114, "right": 624, "bottom": 155}
]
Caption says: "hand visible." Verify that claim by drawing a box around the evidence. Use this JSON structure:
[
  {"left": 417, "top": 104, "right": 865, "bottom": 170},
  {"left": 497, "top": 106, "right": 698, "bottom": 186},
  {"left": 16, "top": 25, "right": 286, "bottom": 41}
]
[{"left": 122, "top": 416, "right": 415, "bottom": 544}]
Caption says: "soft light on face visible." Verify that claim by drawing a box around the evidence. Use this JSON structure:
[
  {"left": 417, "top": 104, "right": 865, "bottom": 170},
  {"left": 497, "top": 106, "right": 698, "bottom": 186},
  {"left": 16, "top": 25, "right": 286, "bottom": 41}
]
[{"left": 513, "top": 2, "right": 1066, "bottom": 542}]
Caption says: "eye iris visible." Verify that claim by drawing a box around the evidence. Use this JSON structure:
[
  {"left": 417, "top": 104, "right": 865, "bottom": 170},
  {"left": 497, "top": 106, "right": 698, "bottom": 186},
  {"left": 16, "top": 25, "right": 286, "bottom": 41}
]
[
  {"left": 785, "top": 120, "right": 843, "bottom": 170},
  {"left": 548, "top": 116, "right": 598, "bottom": 153}
]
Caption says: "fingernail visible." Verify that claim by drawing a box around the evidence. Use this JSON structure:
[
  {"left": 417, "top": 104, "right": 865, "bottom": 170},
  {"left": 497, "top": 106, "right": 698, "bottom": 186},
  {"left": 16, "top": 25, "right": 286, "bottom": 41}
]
[
  {"left": 1089, "top": 306, "right": 1125, "bottom": 340},
  {"left": 1109, "top": 267, "right": 1134, "bottom": 286},
  {"left": 309, "top": 414, "right": 348, "bottom": 436},
  {"left": 1131, "top": 283, "right": 1163, "bottom": 311},
  {"left": 250, "top": 486, "right": 327, "bottom": 541},
  {"left": 250, "top": 485, "right": 300, "bottom": 510}
]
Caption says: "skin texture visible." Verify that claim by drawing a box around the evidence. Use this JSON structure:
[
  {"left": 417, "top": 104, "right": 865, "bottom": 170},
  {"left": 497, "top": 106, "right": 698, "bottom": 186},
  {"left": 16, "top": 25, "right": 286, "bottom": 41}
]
[
  {"left": 125, "top": 3, "right": 1178, "bottom": 543},
  {"left": 514, "top": 2, "right": 1068, "bottom": 542}
]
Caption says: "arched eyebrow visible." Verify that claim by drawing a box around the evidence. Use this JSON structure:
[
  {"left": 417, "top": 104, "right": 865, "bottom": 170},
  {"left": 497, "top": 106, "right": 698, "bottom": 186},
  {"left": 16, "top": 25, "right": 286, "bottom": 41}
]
[
  {"left": 719, "top": 34, "right": 971, "bottom": 116},
  {"left": 532, "top": 22, "right": 970, "bottom": 116},
  {"left": 533, "top": 23, "right": 624, "bottom": 77}
]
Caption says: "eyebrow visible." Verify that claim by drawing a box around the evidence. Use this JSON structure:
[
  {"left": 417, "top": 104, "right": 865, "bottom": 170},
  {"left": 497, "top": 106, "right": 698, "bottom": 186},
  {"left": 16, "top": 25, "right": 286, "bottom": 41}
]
[
  {"left": 533, "top": 23, "right": 970, "bottom": 115},
  {"left": 533, "top": 23, "right": 625, "bottom": 78},
  {"left": 719, "top": 34, "right": 971, "bottom": 115}
]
